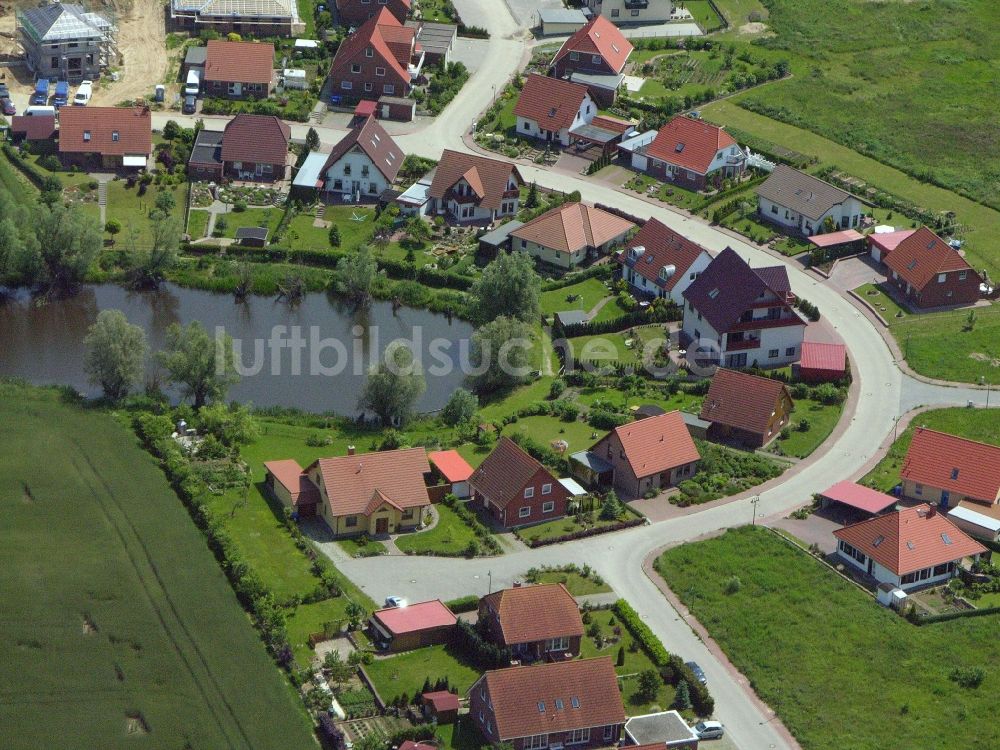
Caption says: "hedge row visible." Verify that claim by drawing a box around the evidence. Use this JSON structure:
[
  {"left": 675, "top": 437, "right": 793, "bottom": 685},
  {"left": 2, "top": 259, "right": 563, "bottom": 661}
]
[
  {"left": 561, "top": 307, "right": 681, "bottom": 338},
  {"left": 540, "top": 262, "right": 613, "bottom": 292},
  {"left": 524, "top": 517, "right": 645, "bottom": 548},
  {"left": 910, "top": 605, "right": 1000, "bottom": 626},
  {"left": 2, "top": 144, "right": 60, "bottom": 192},
  {"left": 444, "top": 594, "right": 480, "bottom": 613}
]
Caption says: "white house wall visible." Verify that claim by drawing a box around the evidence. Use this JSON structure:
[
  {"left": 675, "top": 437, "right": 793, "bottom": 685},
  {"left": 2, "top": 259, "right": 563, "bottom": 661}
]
[
  {"left": 589, "top": 0, "right": 675, "bottom": 24},
  {"left": 324, "top": 149, "right": 391, "bottom": 198},
  {"left": 758, "top": 195, "right": 866, "bottom": 236},
  {"left": 515, "top": 94, "right": 595, "bottom": 147}
]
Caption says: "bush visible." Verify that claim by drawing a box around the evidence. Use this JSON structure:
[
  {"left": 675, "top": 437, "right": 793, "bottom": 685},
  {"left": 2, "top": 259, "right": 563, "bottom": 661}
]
[
  {"left": 233, "top": 200, "right": 248, "bottom": 213},
  {"left": 723, "top": 576, "right": 742, "bottom": 595},
  {"left": 548, "top": 379, "right": 565, "bottom": 399},
  {"left": 613, "top": 600, "right": 670, "bottom": 667},
  {"left": 949, "top": 666, "right": 985, "bottom": 689},
  {"left": 444, "top": 594, "right": 480, "bottom": 613}
]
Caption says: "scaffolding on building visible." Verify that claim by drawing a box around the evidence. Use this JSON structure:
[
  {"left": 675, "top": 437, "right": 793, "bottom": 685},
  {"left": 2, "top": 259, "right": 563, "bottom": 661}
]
[{"left": 15, "top": 2, "right": 118, "bottom": 79}]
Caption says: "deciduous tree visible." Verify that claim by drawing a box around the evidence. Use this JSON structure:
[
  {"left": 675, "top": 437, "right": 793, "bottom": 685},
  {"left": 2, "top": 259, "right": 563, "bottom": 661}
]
[
  {"left": 83, "top": 309, "right": 148, "bottom": 402},
  {"left": 468, "top": 251, "right": 540, "bottom": 325},
  {"left": 157, "top": 320, "right": 239, "bottom": 409},
  {"left": 358, "top": 345, "right": 426, "bottom": 426}
]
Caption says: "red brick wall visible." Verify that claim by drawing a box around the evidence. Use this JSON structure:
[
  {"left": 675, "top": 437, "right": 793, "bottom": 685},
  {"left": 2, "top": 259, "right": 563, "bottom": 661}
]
[
  {"left": 891, "top": 269, "right": 982, "bottom": 308},
  {"left": 497, "top": 467, "right": 570, "bottom": 529}
]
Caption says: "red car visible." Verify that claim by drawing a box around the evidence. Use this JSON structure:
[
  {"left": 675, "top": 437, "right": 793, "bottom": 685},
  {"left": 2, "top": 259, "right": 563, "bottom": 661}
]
[{"left": 0, "top": 97, "right": 15, "bottom": 116}]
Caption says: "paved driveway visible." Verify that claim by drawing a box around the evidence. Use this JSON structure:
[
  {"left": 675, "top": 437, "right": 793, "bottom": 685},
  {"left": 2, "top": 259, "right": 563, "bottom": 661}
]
[{"left": 827, "top": 255, "right": 885, "bottom": 292}]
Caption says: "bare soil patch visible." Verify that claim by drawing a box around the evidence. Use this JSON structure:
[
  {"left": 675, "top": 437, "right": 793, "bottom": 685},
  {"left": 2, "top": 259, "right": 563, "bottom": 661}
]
[{"left": 91, "top": 0, "right": 168, "bottom": 105}]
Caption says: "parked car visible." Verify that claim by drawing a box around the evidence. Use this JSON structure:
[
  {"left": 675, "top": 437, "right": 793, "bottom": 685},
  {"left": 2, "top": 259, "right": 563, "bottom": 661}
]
[
  {"left": 686, "top": 661, "right": 708, "bottom": 684},
  {"left": 31, "top": 79, "right": 50, "bottom": 105},
  {"left": 182, "top": 95, "right": 197, "bottom": 114},
  {"left": 384, "top": 596, "right": 406, "bottom": 608},
  {"left": 73, "top": 80, "right": 93, "bottom": 106},
  {"left": 694, "top": 721, "right": 724, "bottom": 740},
  {"left": 0, "top": 83, "right": 10, "bottom": 98},
  {"left": 1, "top": 98, "right": 14, "bottom": 116}
]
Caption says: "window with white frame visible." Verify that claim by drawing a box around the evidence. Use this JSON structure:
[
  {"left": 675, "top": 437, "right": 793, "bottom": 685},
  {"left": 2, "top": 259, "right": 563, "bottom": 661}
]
[
  {"left": 351, "top": 63, "right": 361, "bottom": 74},
  {"left": 603, "top": 726, "right": 614, "bottom": 741},
  {"left": 519, "top": 506, "right": 531, "bottom": 518},
  {"left": 524, "top": 486, "right": 534, "bottom": 499},
  {"left": 541, "top": 483, "right": 552, "bottom": 495},
  {"left": 384, "top": 84, "right": 395, "bottom": 94},
  {"left": 524, "top": 735, "right": 548, "bottom": 750},
  {"left": 376, "top": 66, "right": 385, "bottom": 77},
  {"left": 341, "top": 81, "right": 353, "bottom": 90},
  {"left": 542, "top": 501, "right": 555, "bottom": 513},
  {"left": 366, "top": 47, "right": 374, "bottom": 57},
  {"left": 567, "top": 729, "right": 590, "bottom": 745},
  {"left": 545, "top": 636, "right": 569, "bottom": 651}
]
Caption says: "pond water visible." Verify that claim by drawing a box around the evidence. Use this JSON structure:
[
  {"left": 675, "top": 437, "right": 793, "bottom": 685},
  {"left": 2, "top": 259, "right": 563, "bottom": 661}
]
[{"left": 0, "top": 283, "right": 475, "bottom": 414}]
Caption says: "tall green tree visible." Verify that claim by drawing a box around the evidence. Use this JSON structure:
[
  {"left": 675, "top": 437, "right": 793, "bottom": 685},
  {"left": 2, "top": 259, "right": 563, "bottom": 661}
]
[
  {"left": 468, "top": 251, "right": 540, "bottom": 325},
  {"left": 305, "top": 127, "right": 320, "bottom": 152},
  {"left": 470, "top": 316, "right": 535, "bottom": 393},
  {"left": 337, "top": 244, "right": 378, "bottom": 303},
  {"left": 440, "top": 388, "right": 478, "bottom": 426},
  {"left": 157, "top": 320, "right": 239, "bottom": 409},
  {"left": 129, "top": 214, "right": 180, "bottom": 288},
  {"left": 358, "top": 345, "right": 426, "bottom": 426},
  {"left": 31, "top": 203, "right": 101, "bottom": 291},
  {"left": 83, "top": 309, "right": 148, "bottom": 402}
]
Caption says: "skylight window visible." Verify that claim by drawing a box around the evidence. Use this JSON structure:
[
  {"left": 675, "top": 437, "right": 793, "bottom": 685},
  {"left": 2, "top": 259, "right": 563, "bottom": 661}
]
[
  {"left": 873, "top": 535, "right": 885, "bottom": 547},
  {"left": 708, "top": 288, "right": 720, "bottom": 299},
  {"left": 907, "top": 259, "right": 918, "bottom": 270},
  {"left": 675, "top": 142, "right": 685, "bottom": 152},
  {"left": 906, "top": 541, "right": 915, "bottom": 550},
  {"left": 950, "top": 468, "right": 959, "bottom": 480},
  {"left": 555, "top": 699, "right": 564, "bottom": 710},
  {"left": 537, "top": 702, "right": 545, "bottom": 713},
  {"left": 549, "top": 107, "right": 557, "bottom": 117},
  {"left": 571, "top": 697, "right": 580, "bottom": 709},
  {"left": 942, "top": 533, "right": 953, "bottom": 545}
]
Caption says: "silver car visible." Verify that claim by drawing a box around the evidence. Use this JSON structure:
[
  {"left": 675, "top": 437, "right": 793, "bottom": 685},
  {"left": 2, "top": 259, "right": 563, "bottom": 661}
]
[{"left": 694, "top": 721, "right": 724, "bottom": 740}]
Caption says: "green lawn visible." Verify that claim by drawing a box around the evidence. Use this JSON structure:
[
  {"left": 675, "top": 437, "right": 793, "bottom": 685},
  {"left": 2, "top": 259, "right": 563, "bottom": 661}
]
[
  {"left": 285, "top": 598, "right": 357, "bottom": 667},
  {"left": 525, "top": 567, "right": 612, "bottom": 596},
  {"left": 862, "top": 407, "right": 1000, "bottom": 493},
  {"left": 217, "top": 206, "right": 283, "bottom": 239},
  {"left": 395, "top": 503, "right": 481, "bottom": 556},
  {"left": 678, "top": 0, "right": 727, "bottom": 32},
  {"left": 364, "top": 644, "right": 481, "bottom": 705},
  {"left": 888, "top": 305, "right": 1000, "bottom": 384},
  {"left": 0, "top": 384, "right": 314, "bottom": 749},
  {"left": 540, "top": 277, "right": 612, "bottom": 317},
  {"left": 502, "top": 415, "right": 606, "bottom": 459},
  {"left": 102, "top": 182, "right": 189, "bottom": 244},
  {"left": 569, "top": 324, "right": 670, "bottom": 365},
  {"left": 516, "top": 506, "right": 639, "bottom": 546},
  {"left": 337, "top": 536, "right": 387, "bottom": 557},
  {"left": 656, "top": 526, "right": 1000, "bottom": 750},
  {"left": 187, "top": 208, "right": 210, "bottom": 239},
  {"left": 853, "top": 282, "right": 910, "bottom": 321},
  {"left": 770, "top": 398, "right": 843, "bottom": 459}
]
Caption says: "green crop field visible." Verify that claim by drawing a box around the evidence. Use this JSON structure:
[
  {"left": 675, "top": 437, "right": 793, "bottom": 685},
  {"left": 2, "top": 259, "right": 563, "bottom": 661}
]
[{"left": 0, "top": 384, "right": 314, "bottom": 750}]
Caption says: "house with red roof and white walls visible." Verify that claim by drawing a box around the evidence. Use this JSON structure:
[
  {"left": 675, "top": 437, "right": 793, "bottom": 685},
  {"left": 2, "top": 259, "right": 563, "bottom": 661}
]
[
  {"left": 618, "top": 217, "right": 713, "bottom": 305},
  {"left": 628, "top": 115, "right": 745, "bottom": 191},
  {"left": 549, "top": 15, "right": 633, "bottom": 106},
  {"left": 513, "top": 74, "right": 596, "bottom": 147}
]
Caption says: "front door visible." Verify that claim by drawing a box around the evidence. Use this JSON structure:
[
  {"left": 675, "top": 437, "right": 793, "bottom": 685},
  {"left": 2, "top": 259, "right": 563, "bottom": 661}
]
[
  {"left": 867, "top": 558, "right": 874, "bottom": 575},
  {"left": 940, "top": 491, "right": 950, "bottom": 509},
  {"left": 375, "top": 517, "right": 389, "bottom": 535}
]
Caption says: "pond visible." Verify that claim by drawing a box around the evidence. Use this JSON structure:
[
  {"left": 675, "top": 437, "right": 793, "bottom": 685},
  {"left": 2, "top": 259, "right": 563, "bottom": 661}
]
[{"left": 0, "top": 283, "right": 475, "bottom": 414}]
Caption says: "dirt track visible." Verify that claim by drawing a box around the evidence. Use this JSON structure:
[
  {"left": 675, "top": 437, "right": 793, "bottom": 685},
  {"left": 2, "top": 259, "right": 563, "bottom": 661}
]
[{"left": 90, "top": 0, "right": 168, "bottom": 105}]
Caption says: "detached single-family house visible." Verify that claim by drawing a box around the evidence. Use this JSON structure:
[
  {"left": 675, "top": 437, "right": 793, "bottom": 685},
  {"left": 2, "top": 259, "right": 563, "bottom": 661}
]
[
  {"left": 756, "top": 164, "right": 868, "bottom": 236},
  {"left": 618, "top": 217, "right": 712, "bottom": 305},
  {"left": 428, "top": 149, "right": 523, "bottom": 224},
  {"left": 511, "top": 202, "right": 635, "bottom": 270},
  {"left": 470, "top": 437, "right": 571, "bottom": 529},
  {"left": 469, "top": 657, "right": 626, "bottom": 750},
  {"left": 263, "top": 446, "right": 430, "bottom": 535},
  {"left": 550, "top": 15, "right": 633, "bottom": 106},
  {"left": 513, "top": 74, "right": 595, "bottom": 147},
  {"left": 589, "top": 411, "right": 700, "bottom": 498},
  {"left": 478, "top": 582, "right": 584, "bottom": 660},
  {"left": 319, "top": 115, "right": 403, "bottom": 201},
  {"left": 17, "top": 2, "right": 115, "bottom": 82},
  {"left": 699, "top": 368, "right": 793, "bottom": 448},
  {"left": 681, "top": 247, "right": 807, "bottom": 369},
  {"left": 336, "top": 0, "right": 411, "bottom": 27},
  {"left": 368, "top": 599, "right": 457, "bottom": 652},
  {"left": 585, "top": 0, "right": 676, "bottom": 26},
  {"left": 883, "top": 226, "right": 982, "bottom": 309},
  {"left": 203, "top": 39, "right": 275, "bottom": 100},
  {"left": 327, "top": 8, "right": 423, "bottom": 103},
  {"left": 188, "top": 115, "right": 290, "bottom": 182},
  {"left": 632, "top": 116, "right": 744, "bottom": 191},
  {"left": 57, "top": 105, "right": 151, "bottom": 170},
  {"left": 834, "top": 504, "right": 985, "bottom": 591}
]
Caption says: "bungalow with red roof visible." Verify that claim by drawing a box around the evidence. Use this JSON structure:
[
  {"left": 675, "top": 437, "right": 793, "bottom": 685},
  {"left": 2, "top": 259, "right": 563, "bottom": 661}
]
[
  {"left": 511, "top": 202, "right": 635, "bottom": 270},
  {"left": 428, "top": 149, "right": 523, "bottom": 224},
  {"left": 883, "top": 226, "right": 981, "bottom": 309},
  {"left": 319, "top": 115, "right": 402, "bottom": 200},
  {"left": 428, "top": 449, "right": 474, "bottom": 498},
  {"left": 263, "top": 445, "right": 430, "bottom": 535},
  {"left": 468, "top": 657, "right": 626, "bottom": 750},
  {"left": 550, "top": 15, "right": 633, "bottom": 106},
  {"left": 513, "top": 74, "right": 596, "bottom": 147},
  {"left": 327, "top": 8, "right": 423, "bottom": 104},
  {"left": 188, "top": 114, "right": 290, "bottom": 182},
  {"left": 833, "top": 504, "right": 985, "bottom": 591},
  {"left": 203, "top": 40, "right": 275, "bottom": 100},
  {"left": 589, "top": 411, "right": 700, "bottom": 498},
  {"left": 57, "top": 105, "right": 151, "bottom": 170},
  {"left": 700, "top": 368, "right": 793, "bottom": 448},
  {"left": 619, "top": 218, "right": 713, "bottom": 305},
  {"left": 797, "top": 340, "right": 847, "bottom": 383},
  {"left": 478, "top": 582, "right": 584, "bottom": 660},
  {"left": 469, "top": 437, "right": 571, "bottom": 529},
  {"left": 681, "top": 247, "right": 806, "bottom": 369},
  {"left": 368, "top": 599, "right": 457, "bottom": 652},
  {"left": 336, "top": 0, "right": 411, "bottom": 26},
  {"left": 630, "top": 116, "right": 745, "bottom": 191}
]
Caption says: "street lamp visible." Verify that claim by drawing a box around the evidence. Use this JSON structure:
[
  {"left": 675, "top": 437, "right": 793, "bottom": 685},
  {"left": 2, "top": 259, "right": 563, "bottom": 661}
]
[
  {"left": 750, "top": 495, "right": 761, "bottom": 526},
  {"left": 492, "top": 85, "right": 496, "bottom": 106},
  {"left": 981, "top": 375, "right": 991, "bottom": 408},
  {"left": 487, "top": 570, "right": 492, "bottom": 595}
]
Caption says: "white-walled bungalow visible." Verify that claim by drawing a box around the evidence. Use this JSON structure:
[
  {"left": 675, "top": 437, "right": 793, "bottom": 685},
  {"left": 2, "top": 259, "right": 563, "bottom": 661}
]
[
  {"left": 756, "top": 164, "right": 868, "bottom": 236},
  {"left": 511, "top": 202, "right": 634, "bottom": 270},
  {"left": 513, "top": 74, "right": 595, "bottom": 147}
]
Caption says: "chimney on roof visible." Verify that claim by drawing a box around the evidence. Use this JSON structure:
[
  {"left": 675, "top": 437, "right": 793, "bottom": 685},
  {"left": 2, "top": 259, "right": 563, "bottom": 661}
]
[
  {"left": 347, "top": 445, "right": 356, "bottom": 456},
  {"left": 927, "top": 505, "right": 936, "bottom": 518},
  {"left": 512, "top": 579, "right": 522, "bottom": 588}
]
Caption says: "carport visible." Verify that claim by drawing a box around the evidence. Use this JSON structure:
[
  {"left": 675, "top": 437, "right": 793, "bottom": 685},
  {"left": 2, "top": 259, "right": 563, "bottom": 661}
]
[
  {"left": 569, "top": 115, "right": 634, "bottom": 157},
  {"left": 818, "top": 481, "right": 897, "bottom": 524}
]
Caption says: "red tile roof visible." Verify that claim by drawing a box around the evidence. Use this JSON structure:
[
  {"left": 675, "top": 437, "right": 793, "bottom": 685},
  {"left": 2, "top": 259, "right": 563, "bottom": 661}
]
[
  {"left": 511, "top": 202, "right": 634, "bottom": 255},
  {"left": 422, "top": 691, "right": 460, "bottom": 712},
  {"left": 883, "top": 226, "right": 977, "bottom": 292},
  {"left": 901, "top": 428, "right": 1000, "bottom": 504},
  {"left": 700, "top": 369, "right": 792, "bottom": 436},
  {"left": 329, "top": 8, "right": 412, "bottom": 82},
  {"left": 820, "top": 481, "right": 897, "bottom": 515},
  {"left": 11, "top": 114, "right": 57, "bottom": 141},
  {"left": 868, "top": 228, "right": 916, "bottom": 258},
  {"left": 204, "top": 39, "right": 274, "bottom": 85},
  {"left": 427, "top": 450, "right": 474, "bottom": 483},
  {"left": 553, "top": 15, "right": 633, "bottom": 74},
  {"left": 355, "top": 99, "right": 377, "bottom": 117},
  {"left": 603, "top": 410, "right": 700, "bottom": 479},
  {"left": 221, "top": 113, "right": 290, "bottom": 166},
  {"left": 621, "top": 217, "right": 711, "bottom": 291},
  {"left": 263, "top": 459, "right": 322, "bottom": 507},
  {"left": 476, "top": 657, "right": 625, "bottom": 741},
  {"left": 428, "top": 149, "right": 523, "bottom": 211},
  {"left": 480, "top": 583, "right": 584, "bottom": 645},
  {"left": 321, "top": 115, "right": 403, "bottom": 183},
  {"left": 398, "top": 741, "right": 434, "bottom": 750},
  {"left": 513, "top": 74, "right": 590, "bottom": 132},
  {"left": 371, "top": 599, "right": 456, "bottom": 635},
  {"left": 799, "top": 341, "right": 846, "bottom": 374},
  {"left": 646, "top": 116, "right": 737, "bottom": 175},
  {"left": 307, "top": 447, "right": 430, "bottom": 517},
  {"left": 834, "top": 504, "right": 985, "bottom": 576},
  {"left": 57, "top": 106, "right": 151, "bottom": 156},
  {"left": 470, "top": 437, "right": 555, "bottom": 510}
]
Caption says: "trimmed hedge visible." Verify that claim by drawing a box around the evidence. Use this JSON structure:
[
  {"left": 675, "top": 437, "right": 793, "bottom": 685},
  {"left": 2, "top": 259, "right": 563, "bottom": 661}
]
[
  {"left": 561, "top": 307, "right": 681, "bottom": 337},
  {"left": 444, "top": 594, "right": 480, "bottom": 613},
  {"left": 523, "top": 516, "right": 645, "bottom": 548},
  {"left": 2, "top": 144, "right": 61, "bottom": 192},
  {"left": 911, "top": 605, "right": 1000, "bottom": 625}
]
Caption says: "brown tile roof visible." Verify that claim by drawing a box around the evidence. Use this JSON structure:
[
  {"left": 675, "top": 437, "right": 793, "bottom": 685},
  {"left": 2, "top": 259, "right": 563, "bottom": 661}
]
[
  {"left": 476, "top": 657, "right": 626, "bottom": 741},
  {"left": 900, "top": 428, "right": 1000, "bottom": 504},
  {"left": 646, "top": 116, "right": 738, "bottom": 175},
  {"left": 883, "top": 226, "right": 978, "bottom": 292},
  {"left": 620, "top": 217, "right": 711, "bottom": 291},
  {"left": 428, "top": 149, "right": 523, "bottom": 211},
  {"left": 204, "top": 39, "right": 274, "bottom": 85},
  {"left": 511, "top": 202, "right": 634, "bottom": 255},
  {"left": 263, "top": 459, "right": 321, "bottom": 506},
  {"left": 57, "top": 106, "right": 151, "bottom": 156},
  {"left": 480, "top": 583, "right": 584, "bottom": 645},
  {"left": 329, "top": 8, "right": 411, "bottom": 82},
  {"left": 700, "top": 368, "right": 792, "bottom": 436},
  {"left": 604, "top": 410, "right": 700, "bottom": 479},
  {"left": 513, "top": 74, "right": 590, "bottom": 132},
  {"left": 552, "top": 15, "right": 633, "bottom": 74},
  {"left": 756, "top": 164, "right": 861, "bottom": 222},
  {"left": 834, "top": 504, "right": 985, "bottom": 576},
  {"left": 470, "top": 437, "right": 553, "bottom": 510},
  {"left": 221, "top": 113, "right": 290, "bottom": 166},
  {"left": 307, "top": 447, "right": 430, "bottom": 517},
  {"left": 321, "top": 115, "right": 403, "bottom": 183},
  {"left": 11, "top": 114, "right": 57, "bottom": 141}
]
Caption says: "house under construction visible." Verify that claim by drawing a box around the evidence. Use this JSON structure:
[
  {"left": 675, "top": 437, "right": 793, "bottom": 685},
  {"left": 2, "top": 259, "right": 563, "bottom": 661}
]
[
  {"left": 17, "top": 2, "right": 117, "bottom": 82},
  {"left": 169, "top": 0, "right": 305, "bottom": 37}
]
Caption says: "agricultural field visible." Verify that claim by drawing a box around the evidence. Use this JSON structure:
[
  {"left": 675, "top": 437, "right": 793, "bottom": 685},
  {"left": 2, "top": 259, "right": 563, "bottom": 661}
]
[
  {"left": 0, "top": 384, "right": 314, "bottom": 749},
  {"left": 656, "top": 527, "right": 1000, "bottom": 750}
]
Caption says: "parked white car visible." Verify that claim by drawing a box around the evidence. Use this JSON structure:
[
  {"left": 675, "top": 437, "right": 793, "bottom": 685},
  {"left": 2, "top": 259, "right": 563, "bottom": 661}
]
[
  {"left": 694, "top": 721, "right": 724, "bottom": 740},
  {"left": 384, "top": 596, "right": 406, "bottom": 608},
  {"left": 73, "top": 80, "right": 93, "bottom": 106}
]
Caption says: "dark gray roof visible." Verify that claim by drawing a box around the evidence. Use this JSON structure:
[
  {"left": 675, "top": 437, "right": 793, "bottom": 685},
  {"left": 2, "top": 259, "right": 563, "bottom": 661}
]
[
  {"left": 635, "top": 404, "right": 666, "bottom": 418},
  {"left": 236, "top": 226, "right": 269, "bottom": 240},
  {"left": 406, "top": 20, "right": 456, "bottom": 55},
  {"left": 477, "top": 219, "right": 524, "bottom": 247},
  {"left": 189, "top": 129, "right": 223, "bottom": 166},
  {"left": 570, "top": 450, "right": 613, "bottom": 474},
  {"left": 756, "top": 164, "right": 859, "bottom": 222},
  {"left": 554, "top": 309, "right": 587, "bottom": 326},
  {"left": 184, "top": 46, "right": 208, "bottom": 67},
  {"left": 625, "top": 711, "right": 699, "bottom": 745},
  {"left": 682, "top": 411, "right": 712, "bottom": 430}
]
